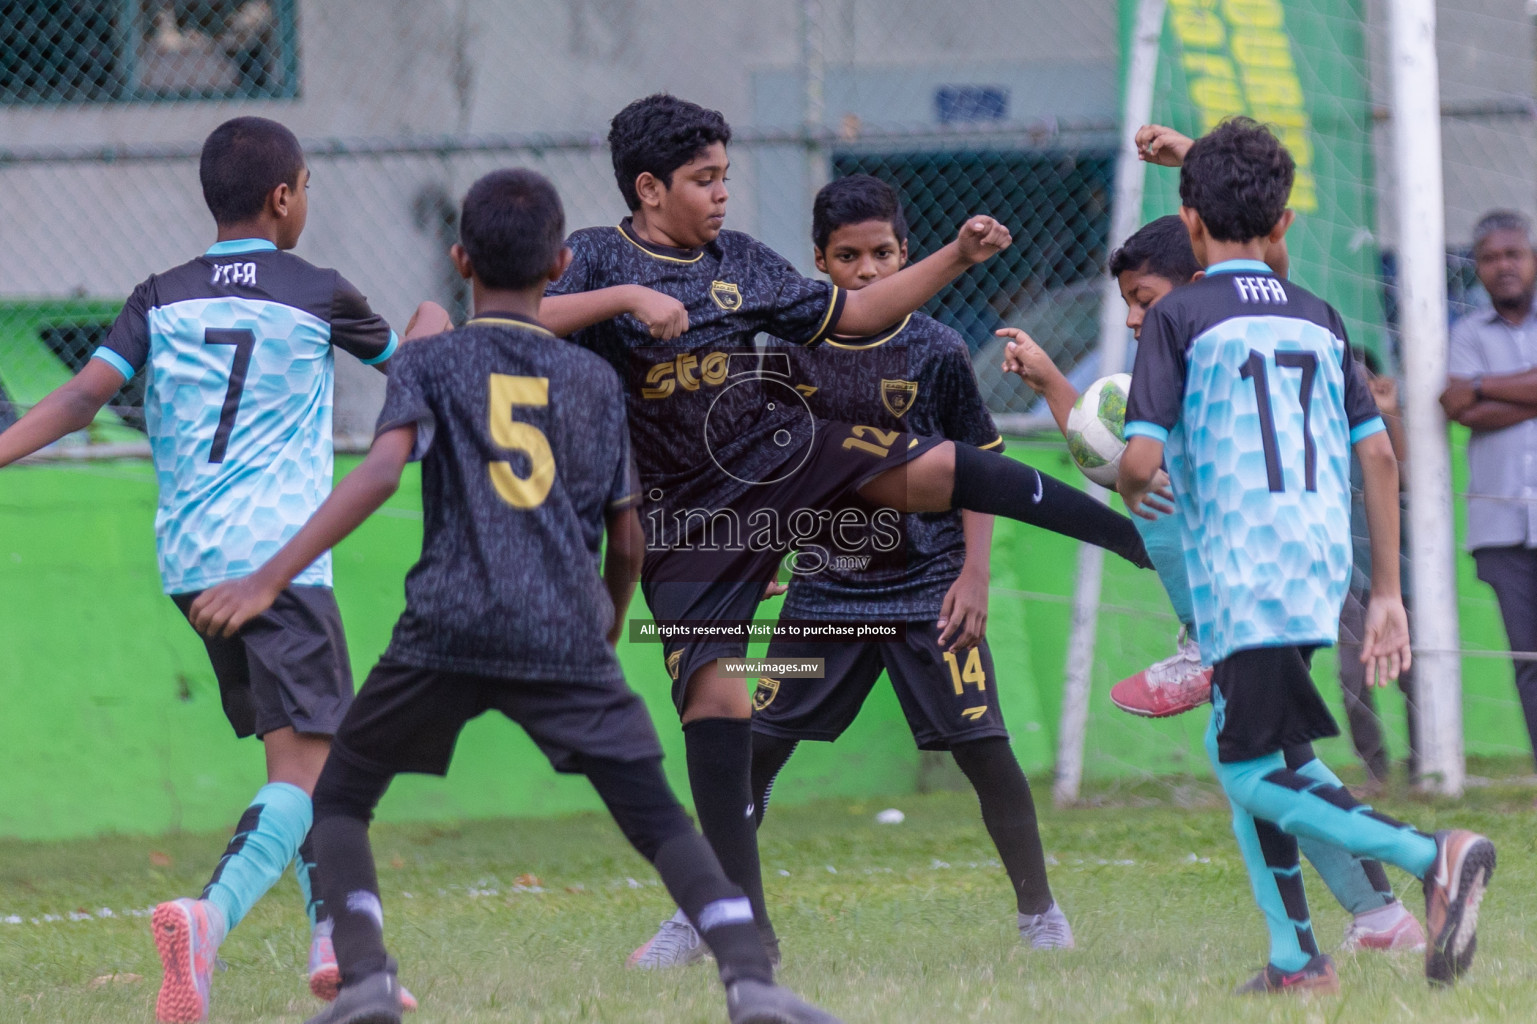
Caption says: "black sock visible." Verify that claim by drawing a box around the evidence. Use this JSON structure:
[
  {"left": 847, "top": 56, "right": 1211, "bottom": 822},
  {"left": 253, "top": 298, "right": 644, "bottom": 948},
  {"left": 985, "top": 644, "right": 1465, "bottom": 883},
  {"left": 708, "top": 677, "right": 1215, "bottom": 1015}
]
[
  {"left": 309, "top": 754, "right": 395, "bottom": 985},
  {"left": 750, "top": 734, "right": 798, "bottom": 827},
  {"left": 654, "top": 833, "right": 774, "bottom": 986},
  {"left": 685, "top": 718, "right": 776, "bottom": 945},
  {"left": 311, "top": 814, "right": 388, "bottom": 982},
  {"left": 951, "top": 738, "right": 1054, "bottom": 915},
  {"left": 950, "top": 442, "right": 1151, "bottom": 569}
]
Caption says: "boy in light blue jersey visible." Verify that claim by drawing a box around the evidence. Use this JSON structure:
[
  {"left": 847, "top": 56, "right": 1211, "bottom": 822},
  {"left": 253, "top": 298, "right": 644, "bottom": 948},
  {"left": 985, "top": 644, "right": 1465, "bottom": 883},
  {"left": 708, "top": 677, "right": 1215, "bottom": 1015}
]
[
  {"left": 1119, "top": 117, "right": 1494, "bottom": 994},
  {"left": 1004, "top": 215, "right": 1425, "bottom": 953},
  {"left": 0, "top": 117, "right": 417, "bottom": 1021}
]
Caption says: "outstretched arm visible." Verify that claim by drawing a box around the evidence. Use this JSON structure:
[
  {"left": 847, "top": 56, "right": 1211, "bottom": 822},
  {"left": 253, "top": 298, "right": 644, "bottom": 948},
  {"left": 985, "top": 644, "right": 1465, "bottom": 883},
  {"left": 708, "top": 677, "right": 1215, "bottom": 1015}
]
[
  {"left": 188, "top": 425, "right": 416, "bottom": 637},
  {"left": 604, "top": 506, "right": 645, "bottom": 646},
  {"left": 0, "top": 360, "right": 124, "bottom": 468},
  {"left": 542, "top": 286, "right": 690, "bottom": 340},
  {"left": 997, "top": 328, "right": 1079, "bottom": 436},
  {"left": 834, "top": 218, "right": 1012, "bottom": 336}
]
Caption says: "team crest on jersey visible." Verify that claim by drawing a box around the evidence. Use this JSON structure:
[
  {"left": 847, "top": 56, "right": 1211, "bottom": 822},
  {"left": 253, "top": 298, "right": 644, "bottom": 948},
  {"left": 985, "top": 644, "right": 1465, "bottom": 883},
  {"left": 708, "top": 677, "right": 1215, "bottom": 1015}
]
[
  {"left": 880, "top": 379, "right": 919, "bottom": 418},
  {"left": 709, "top": 280, "right": 743, "bottom": 312},
  {"left": 753, "top": 677, "right": 780, "bottom": 711},
  {"left": 666, "top": 650, "right": 683, "bottom": 681}
]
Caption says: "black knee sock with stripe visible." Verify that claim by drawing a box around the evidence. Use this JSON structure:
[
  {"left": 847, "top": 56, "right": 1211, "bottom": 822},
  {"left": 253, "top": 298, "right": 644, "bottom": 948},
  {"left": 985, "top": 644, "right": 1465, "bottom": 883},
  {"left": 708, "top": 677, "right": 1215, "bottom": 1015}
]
[
  {"left": 685, "top": 718, "right": 776, "bottom": 946},
  {"left": 749, "top": 734, "right": 799, "bottom": 826}
]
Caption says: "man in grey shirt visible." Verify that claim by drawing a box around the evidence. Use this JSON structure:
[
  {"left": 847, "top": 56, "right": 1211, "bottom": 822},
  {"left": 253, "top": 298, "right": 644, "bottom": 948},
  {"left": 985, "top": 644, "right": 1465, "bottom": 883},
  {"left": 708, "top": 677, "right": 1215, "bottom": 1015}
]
[{"left": 1442, "top": 209, "right": 1537, "bottom": 768}]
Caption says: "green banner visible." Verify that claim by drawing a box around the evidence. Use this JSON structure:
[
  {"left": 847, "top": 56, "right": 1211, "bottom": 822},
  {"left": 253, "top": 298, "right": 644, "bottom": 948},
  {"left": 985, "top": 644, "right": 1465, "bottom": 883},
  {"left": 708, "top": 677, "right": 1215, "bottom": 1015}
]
[{"left": 1121, "top": 0, "right": 1384, "bottom": 353}]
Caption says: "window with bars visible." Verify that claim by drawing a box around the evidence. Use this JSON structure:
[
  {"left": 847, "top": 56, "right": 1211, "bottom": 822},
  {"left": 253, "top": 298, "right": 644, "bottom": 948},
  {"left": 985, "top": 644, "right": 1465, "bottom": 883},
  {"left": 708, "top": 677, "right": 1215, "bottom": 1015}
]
[{"left": 1, "top": 0, "right": 298, "bottom": 104}]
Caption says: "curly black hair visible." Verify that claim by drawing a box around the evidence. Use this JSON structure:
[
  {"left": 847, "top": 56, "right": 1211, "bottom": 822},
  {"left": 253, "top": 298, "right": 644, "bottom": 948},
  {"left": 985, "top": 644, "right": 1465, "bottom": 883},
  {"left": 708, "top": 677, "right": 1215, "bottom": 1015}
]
[
  {"left": 1178, "top": 117, "right": 1294, "bottom": 243},
  {"left": 608, "top": 94, "right": 732, "bottom": 211}
]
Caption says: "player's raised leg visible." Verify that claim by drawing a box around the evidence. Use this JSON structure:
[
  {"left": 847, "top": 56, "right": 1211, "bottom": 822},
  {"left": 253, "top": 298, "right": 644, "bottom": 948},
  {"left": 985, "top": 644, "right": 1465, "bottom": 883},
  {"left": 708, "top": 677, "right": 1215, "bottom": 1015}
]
[
  {"left": 1212, "top": 713, "right": 1491, "bottom": 985},
  {"left": 854, "top": 440, "right": 1153, "bottom": 570},
  {"left": 1283, "top": 748, "right": 1424, "bottom": 952}
]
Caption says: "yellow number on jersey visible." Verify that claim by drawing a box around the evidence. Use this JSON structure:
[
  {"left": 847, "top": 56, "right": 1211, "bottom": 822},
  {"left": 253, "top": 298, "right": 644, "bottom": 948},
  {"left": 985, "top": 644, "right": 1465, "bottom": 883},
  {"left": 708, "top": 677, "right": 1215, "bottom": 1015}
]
[
  {"left": 488, "top": 374, "right": 555, "bottom": 508},
  {"left": 943, "top": 648, "right": 987, "bottom": 694},
  {"left": 841, "top": 425, "right": 901, "bottom": 458}
]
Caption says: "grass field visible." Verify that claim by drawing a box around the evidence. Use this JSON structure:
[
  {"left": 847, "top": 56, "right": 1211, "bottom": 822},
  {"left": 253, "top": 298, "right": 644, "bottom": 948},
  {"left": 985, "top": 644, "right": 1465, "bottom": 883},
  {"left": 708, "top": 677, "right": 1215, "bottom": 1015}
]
[{"left": 1, "top": 758, "right": 1533, "bottom": 1023}]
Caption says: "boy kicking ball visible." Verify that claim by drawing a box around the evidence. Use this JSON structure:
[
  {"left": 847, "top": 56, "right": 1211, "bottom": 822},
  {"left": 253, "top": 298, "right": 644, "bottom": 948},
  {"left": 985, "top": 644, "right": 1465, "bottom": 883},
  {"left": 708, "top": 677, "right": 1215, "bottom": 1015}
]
[
  {"left": 191, "top": 168, "right": 842, "bottom": 1024},
  {"left": 1118, "top": 117, "right": 1492, "bottom": 993}
]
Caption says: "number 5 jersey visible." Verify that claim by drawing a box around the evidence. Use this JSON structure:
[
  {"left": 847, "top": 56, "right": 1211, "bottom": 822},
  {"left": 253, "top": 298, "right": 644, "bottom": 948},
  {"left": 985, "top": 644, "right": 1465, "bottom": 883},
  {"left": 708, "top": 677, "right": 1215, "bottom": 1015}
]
[
  {"left": 91, "top": 238, "right": 398, "bottom": 594},
  {"left": 1123, "top": 259, "right": 1385, "bottom": 663},
  {"left": 372, "top": 313, "right": 640, "bottom": 683}
]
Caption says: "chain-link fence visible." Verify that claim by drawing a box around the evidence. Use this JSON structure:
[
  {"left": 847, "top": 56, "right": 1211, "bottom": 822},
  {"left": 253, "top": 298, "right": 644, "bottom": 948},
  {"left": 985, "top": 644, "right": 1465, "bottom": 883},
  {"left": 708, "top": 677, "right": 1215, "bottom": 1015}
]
[
  {"left": 4, "top": 0, "right": 1537, "bottom": 786},
  {"left": 2, "top": 2, "right": 1534, "bottom": 437}
]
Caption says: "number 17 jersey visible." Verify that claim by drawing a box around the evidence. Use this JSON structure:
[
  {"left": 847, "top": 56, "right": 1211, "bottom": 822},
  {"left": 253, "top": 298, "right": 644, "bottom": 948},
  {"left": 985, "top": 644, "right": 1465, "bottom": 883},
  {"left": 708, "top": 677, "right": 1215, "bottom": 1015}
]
[
  {"left": 1124, "top": 260, "right": 1384, "bottom": 663},
  {"left": 92, "top": 239, "right": 397, "bottom": 594}
]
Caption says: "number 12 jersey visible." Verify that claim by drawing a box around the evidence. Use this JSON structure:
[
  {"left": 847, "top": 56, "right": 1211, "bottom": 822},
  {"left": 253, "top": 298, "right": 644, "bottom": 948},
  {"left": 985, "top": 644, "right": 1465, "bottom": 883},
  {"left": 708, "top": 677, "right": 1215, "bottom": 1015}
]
[
  {"left": 1124, "top": 260, "right": 1384, "bottom": 663},
  {"left": 92, "top": 239, "right": 397, "bottom": 594}
]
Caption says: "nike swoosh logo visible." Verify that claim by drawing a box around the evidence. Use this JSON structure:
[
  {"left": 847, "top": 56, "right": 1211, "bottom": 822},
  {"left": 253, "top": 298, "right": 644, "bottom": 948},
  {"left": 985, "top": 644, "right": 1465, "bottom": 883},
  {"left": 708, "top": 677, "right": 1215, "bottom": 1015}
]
[{"left": 1032, "top": 471, "right": 1044, "bottom": 504}]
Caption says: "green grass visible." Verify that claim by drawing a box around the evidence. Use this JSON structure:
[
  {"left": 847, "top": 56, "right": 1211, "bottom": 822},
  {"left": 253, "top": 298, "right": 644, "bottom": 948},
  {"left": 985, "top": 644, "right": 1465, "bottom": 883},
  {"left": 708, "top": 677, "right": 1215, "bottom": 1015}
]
[{"left": 1, "top": 761, "right": 1534, "bottom": 1023}]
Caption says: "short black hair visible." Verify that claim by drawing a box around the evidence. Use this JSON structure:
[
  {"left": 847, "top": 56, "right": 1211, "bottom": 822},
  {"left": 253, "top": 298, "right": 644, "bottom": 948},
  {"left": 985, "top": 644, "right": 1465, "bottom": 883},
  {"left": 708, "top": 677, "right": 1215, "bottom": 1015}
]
[
  {"left": 812, "top": 175, "right": 909, "bottom": 251},
  {"left": 1178, "top": 117, "right": 1294, "bottom": 243},
  {"left": 608, "top": 94, "right": 732, "bottom": 211},
  {"left": 459, "top": 169, "right": 565, "bottom": 290},
  {"left": 1108, "top": 215, "right": 1200, "bottom": 284},
  {"left": 199, "top": 117, "right": 305, "bottom": 225}
]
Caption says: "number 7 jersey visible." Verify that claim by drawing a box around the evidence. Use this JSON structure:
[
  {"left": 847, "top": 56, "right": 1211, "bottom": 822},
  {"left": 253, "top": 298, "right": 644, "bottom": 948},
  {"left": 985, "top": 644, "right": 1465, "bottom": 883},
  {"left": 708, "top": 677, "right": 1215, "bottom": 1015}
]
[
  {"left": 92, "top": 239, "right": 397, "bottom": 594},
  {"left": 1124, "top": 260, "right": 1384, "bottom": 663}
]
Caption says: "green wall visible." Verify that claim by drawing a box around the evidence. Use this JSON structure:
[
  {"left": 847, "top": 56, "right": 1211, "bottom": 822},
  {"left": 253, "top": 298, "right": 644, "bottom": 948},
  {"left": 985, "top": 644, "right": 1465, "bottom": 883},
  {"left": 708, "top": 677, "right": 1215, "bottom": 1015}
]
[{"left": 0, "top": 442, "right": 1522, "bottom": 840}]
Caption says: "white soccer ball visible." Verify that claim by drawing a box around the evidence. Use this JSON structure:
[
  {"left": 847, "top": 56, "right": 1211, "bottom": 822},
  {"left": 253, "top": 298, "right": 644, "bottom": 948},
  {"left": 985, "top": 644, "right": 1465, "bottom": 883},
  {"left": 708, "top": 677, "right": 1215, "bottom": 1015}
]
[
  {"left": 875, "top": 808, "right": 906, "bottom": 825},
  {"left": 1065, "top": 373, "right": 1131, "bottom": 488}
]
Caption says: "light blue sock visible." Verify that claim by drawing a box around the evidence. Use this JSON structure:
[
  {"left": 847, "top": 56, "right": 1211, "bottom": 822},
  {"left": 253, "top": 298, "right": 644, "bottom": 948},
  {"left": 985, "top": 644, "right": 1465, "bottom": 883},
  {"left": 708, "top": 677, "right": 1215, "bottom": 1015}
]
[
  {"left": 1293, "top": 758, "right": 1397, "bottom": 915},
  {"left": 202, "top": 782, "right": 313, "bottom": 932},
  {"left": 1207, "top": 720, "right": 1437, "bottom": 881},
  {"left": 1206, "top": 716, "right": 1316, "bottom": 971},
  {"left": 1132, "top": 510, "right": 1195, "bottom": 629}
]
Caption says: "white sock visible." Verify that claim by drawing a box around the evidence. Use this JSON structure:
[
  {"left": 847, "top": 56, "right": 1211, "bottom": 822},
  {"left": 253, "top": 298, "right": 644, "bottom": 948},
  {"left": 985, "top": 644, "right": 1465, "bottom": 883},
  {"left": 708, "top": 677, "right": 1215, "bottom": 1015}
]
[{"left": 1354, "top": 900, "right": 1409, "bottom": 930}]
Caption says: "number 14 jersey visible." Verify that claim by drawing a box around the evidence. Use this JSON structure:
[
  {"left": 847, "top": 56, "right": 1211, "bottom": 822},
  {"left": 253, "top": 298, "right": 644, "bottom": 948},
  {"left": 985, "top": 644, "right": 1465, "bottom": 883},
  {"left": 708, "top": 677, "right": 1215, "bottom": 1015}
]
[
  {"left": 1124, "top": 260, "right": 1384, "bottom": 663},
  {"left": 92, "top": 239, "right": 397, "bottom": 594}
]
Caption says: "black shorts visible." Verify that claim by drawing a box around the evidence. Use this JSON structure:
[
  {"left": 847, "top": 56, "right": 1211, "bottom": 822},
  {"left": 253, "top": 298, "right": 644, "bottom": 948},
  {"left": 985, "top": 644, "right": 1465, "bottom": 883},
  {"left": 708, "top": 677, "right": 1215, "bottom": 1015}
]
[
  {"left": 172, "top": 585, "right": 353, "bottom": 739},
  {"left": 751, "top": 624, "right": 1009, "bottom": 750},
  {"left": 1210, "top": 645, "right": 1339, "bottom": 764},
  {"left": 330, "top": 656, "right": 664, "bottom": 777},
  {"left": 642, "top": 421, "right": 944, "bottom": 712}
]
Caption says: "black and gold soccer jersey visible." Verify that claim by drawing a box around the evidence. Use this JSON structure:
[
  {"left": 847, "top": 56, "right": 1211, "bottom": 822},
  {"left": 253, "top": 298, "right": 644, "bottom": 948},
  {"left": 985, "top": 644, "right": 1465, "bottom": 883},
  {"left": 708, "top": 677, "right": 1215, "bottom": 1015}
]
[
  {"left": 548, "top": 219, "right": 844, "bottom": 519},
  {"left": 374, "top": 314, "right": 639, "bottom": 682},
  {"left": 775, "top": 313, "right": 1003, "bottom": 620},
  {"left": 1124, "top": 259, "right": 1384, "bottom": 662}
]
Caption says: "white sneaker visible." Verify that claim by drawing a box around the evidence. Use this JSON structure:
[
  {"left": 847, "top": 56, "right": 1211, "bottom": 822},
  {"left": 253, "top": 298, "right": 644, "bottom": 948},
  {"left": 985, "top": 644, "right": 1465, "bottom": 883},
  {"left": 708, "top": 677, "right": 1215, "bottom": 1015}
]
[
  {"left": 627, "top": 912, "right": 708, "bottom": 969},
  {"left": 1018, "top": 902, "right": 1075, "bottom": 950}
]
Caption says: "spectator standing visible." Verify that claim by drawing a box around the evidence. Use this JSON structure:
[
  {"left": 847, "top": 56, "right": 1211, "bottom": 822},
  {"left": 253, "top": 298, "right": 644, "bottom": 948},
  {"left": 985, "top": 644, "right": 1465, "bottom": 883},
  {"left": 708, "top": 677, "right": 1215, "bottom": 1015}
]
[{"left": 1442, "top": 209, "right": 1537, "bottom": 769}]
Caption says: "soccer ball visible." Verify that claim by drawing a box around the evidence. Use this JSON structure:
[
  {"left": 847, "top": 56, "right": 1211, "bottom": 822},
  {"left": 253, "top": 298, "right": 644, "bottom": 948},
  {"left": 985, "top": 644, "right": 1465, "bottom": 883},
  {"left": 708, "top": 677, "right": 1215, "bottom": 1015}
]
[{"left": 1065, "top": 373, "right": 1131, "bottom": 487}]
